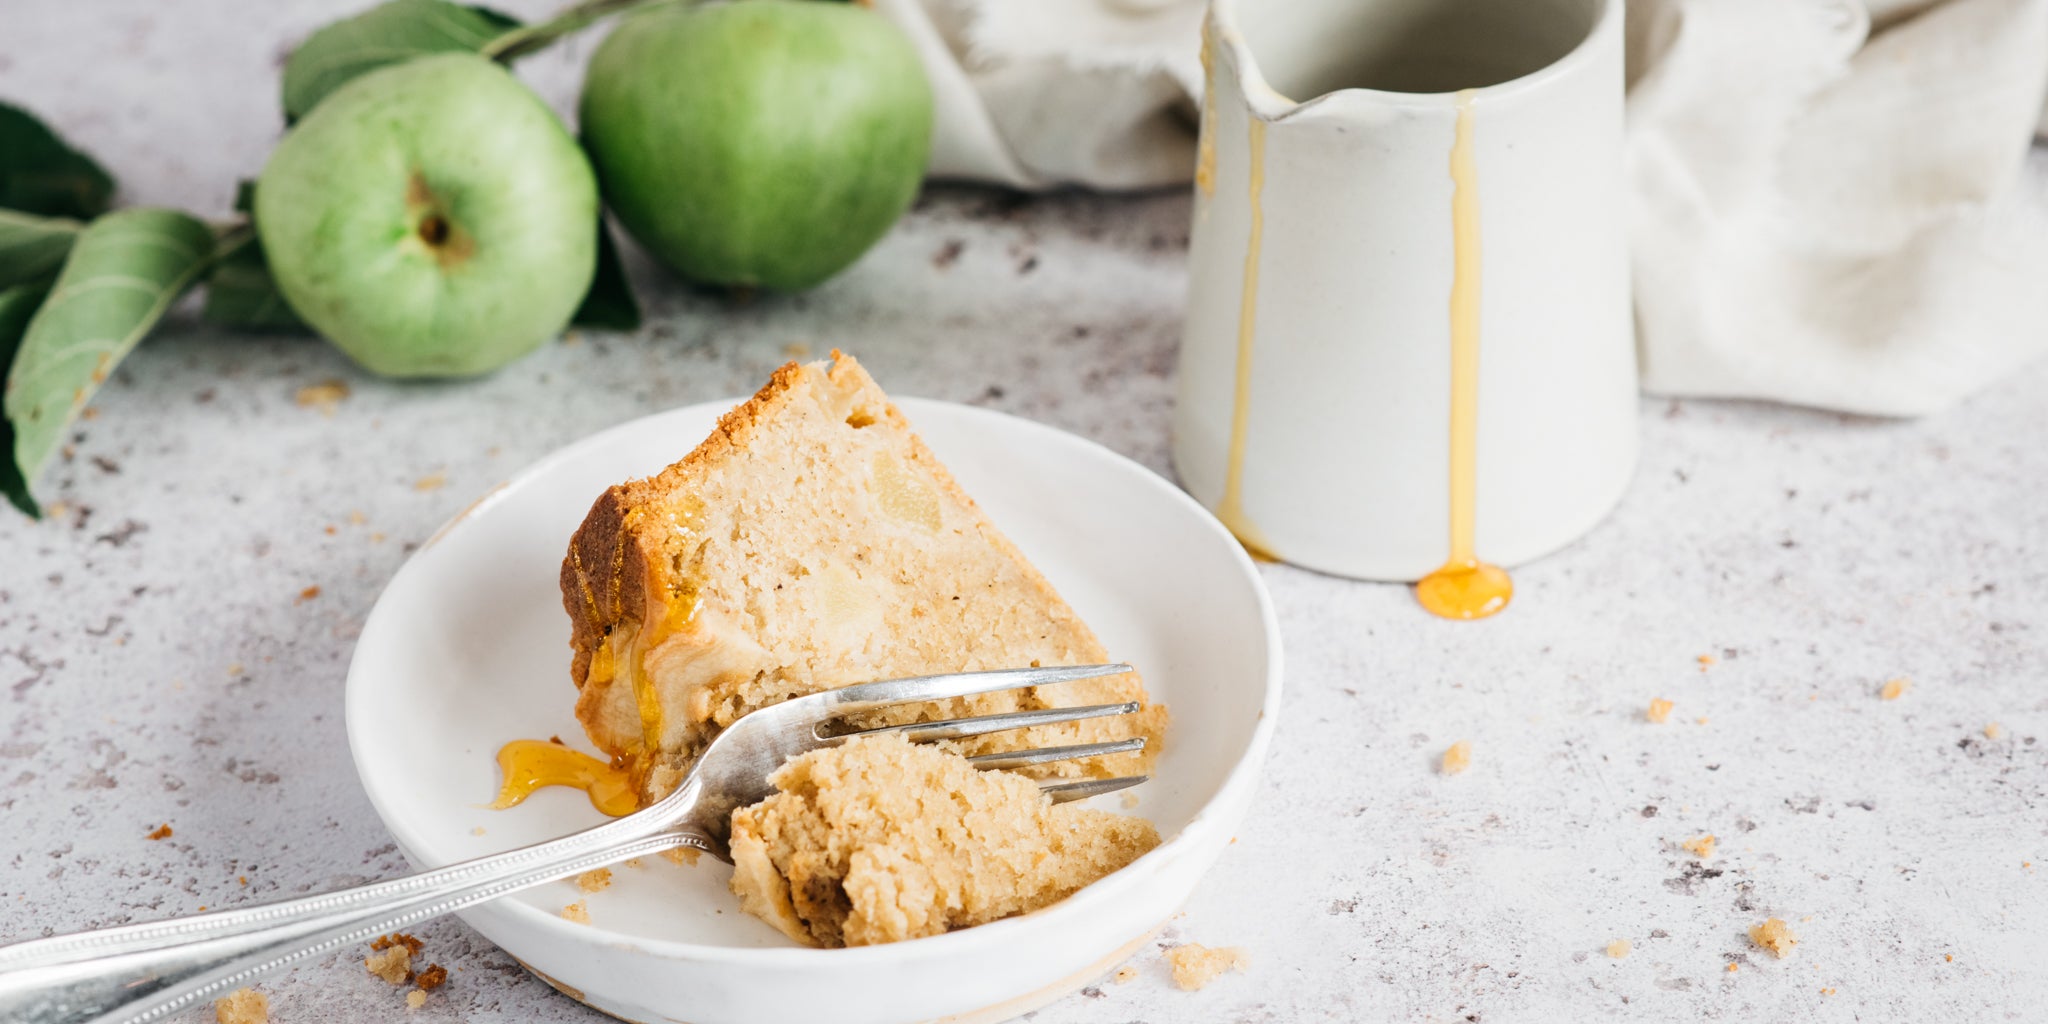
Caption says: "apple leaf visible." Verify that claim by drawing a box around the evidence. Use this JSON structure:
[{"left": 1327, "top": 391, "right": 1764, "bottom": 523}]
[
  {"left": 0, "top": 101, "right": 116, "bottom": 220},
  {"left": 572, "top": 218, "right": 641, "bottom": 331},
  {"left": 202, "top": 233, "right": 305, "bottom": 332},
  {"left": 0, "top": 279, "right": 52, "bottom": 517},
  {"left": 202, "top": 181, "right": 304, "bottom": 331},
  {"left": 0, "top": 209, "right": 82, "bottom": 289},
  {"left": 4, "top": 209, "right": 215, "bottom": 515},
  {"left": 281, "top": 0, "right": 524, "bottom": 122}
]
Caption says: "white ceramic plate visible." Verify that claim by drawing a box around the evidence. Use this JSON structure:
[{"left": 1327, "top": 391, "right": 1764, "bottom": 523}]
[{"left": 345, "top": 397, "right": 1281, "bottom": 1024}]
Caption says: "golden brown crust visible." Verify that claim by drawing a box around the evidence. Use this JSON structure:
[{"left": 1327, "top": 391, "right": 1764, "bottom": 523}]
[{"left": 559, "top": 360, "right": 813, "bottom": 717}]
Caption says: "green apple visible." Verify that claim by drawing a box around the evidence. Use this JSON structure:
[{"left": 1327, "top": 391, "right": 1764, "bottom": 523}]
[
  {"left": 255, "top": 53, "right": 598, "bottom": 378},
  {"left": 579, "top": 0, "right": 933, "bottom": 291}
]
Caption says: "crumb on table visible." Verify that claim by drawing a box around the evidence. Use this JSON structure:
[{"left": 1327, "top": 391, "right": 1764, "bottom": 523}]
[
  {"left": 576, "top": 868, "right": 612, "bottom": 893},
  {"left": 1112, "top": 965, "right": 1138, "bottom": 984},
  {"left": 146, "top": 823, "right": 172, "bottom": 841},
  {"left": 1750, "top": 918, "right": 1799, "bottom": 958},
  {"left": 1879, "top": 678, "right": 1910, "bottom": 701},
  {"left": 214, "top": 987, "right": 267, "bottom": 1024},
  {"left": 1646, "top": 698, "right": 1673, "bottom": 724},
  {"left": 1682, "top": 834, "right": 1716, "bottom": 859},
  {"left": 415, "top": 964, "right": 448, "bottom": 991},
  {"left": 1439, "top": 740, "right": 1472, "bottom": 776},
  {"left": 1697, "top": 654, "right": 1715, "bottom": 671},
  {"left": 561, "top": 901, "right": 590, "bottom": 924},
  {"left": 406, "top": 990, "right": 427, "bottom": 1010},
  {"left": 365, "top": 944, "right": 413, "bottom": 985},
  {"left": 1166, "top": 943, "right": 1249, "bottom": 991},
  {"left": 1607, "top": 939, "right": 1631, "bottom": 958},
  {"left": 1984, "top": 723, "right": 2002, "bottom": 739}
]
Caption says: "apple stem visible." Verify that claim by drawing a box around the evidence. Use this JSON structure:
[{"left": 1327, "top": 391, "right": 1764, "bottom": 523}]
[{"left": 480, "top": 0, "right": 672, "bottom": 62}]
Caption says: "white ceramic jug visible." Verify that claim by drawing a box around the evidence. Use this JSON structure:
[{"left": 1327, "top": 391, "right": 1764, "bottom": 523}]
[{"left": 1173, "top": 0, "right": 1635, "bottom": 611}]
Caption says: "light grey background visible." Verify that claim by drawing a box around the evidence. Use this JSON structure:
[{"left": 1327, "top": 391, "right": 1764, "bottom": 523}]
[{"left": 2, "top": 2, "right": 2044, "bottom": 1021}]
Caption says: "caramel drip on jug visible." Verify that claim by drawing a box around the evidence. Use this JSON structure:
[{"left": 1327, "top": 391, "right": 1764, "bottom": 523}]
[
  {"left": 1415, "top": 90, "right": 1512, "bottom": 620},
  {"left": 490, "top": 739, "right": 639, "bottom": 818},
  {"left": 1216, "top": 117, "right": 1278, "bottom": 562}
]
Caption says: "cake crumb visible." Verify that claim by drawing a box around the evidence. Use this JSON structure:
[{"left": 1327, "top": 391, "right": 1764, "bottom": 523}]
[
  {"left": 1984, "top": 723, "right": 2003, "bottom": 740},
  {"left": 214, "top": 987, "right": 268, "bottom": 1024},
  {"left": 415, "top": 964, "right": 448, "bottom": 991},
  {"left": 1165, "top": 943, "right": 1249, "bottom": 991},
  {"left": 1749, "top": 918, "right": 1798, "bottom": 958},
  {"left": 414, "top": 471, "right": 447, "bottom": 492},
  {"left": 371, "top": 933, "right": 423, "bottom": 955},
  {"left": 624, "top": 858, "right": 644, "bottom": 869},
  {"left": 1697, "top": 654, "right": 1715, "bottom": 671},
  {"left": 1945, "top": 954, "right": 1954, "bottom": 962},
  {"left": 1439, "top": 740, "right": 1472, "bottom": 776},
  {"left": 1607, "top": 939, "right": 1631, "bottom": 958},
  {"left": 1694, "top": 717, "right": 1710, "bottom": 725},
  {"left": 365, "top": 944, "right": 413, "bottom": 985},
  {"left": 561, "top": 901, "right": 590, "bottom": 924},
  {"left": 296, "top": 585, "right": 321, "bottom": 604},
  {"left": 296, "top": 380, "right": 350, "bottom": 414},
  {"left": 470, "top": 826, "right": 486, "bottom": 836},
  {"left": 660, "top": 847, "right": 701, "bottom": 867},
  {"left": 1646, "top": 698, "right": 1673, "bottom": 724},
  {"left": 1682, "top": 834, "right": 1716, "bottom": 860},
  {"left": 1879, "top": 678, "right": 1910, "bottom": 701},
  {"left": 1121, "top": 791, "right": 1141, "bottom": 809},
  {"left": 576, "top": 868, "right": 613, "bottom": 893},
  {"left": 1112, "top": 965, "right": 1138, "bottom": 984},
  {"left": 1821, "top": 987, "right": 1837, "bottom": 996},
  {"left": 1726, "top": 962, "right": 1739, "bottom": 973},
  {"left": 406, "top": 989, "right": 427, "bottom": 1009},
  {"left": 146, "top": 823, "right": 173, "bottom": 841}
]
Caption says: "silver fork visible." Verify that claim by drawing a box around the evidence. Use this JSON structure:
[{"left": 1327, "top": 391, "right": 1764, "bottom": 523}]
[{"left": 0, "top": 664, "right": 1149, "bottom": 1024}]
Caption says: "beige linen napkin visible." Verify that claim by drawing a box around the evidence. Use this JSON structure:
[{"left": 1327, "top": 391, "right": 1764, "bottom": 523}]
[{"left": 877, "top": 0, "right": 2048, "bottom": 416}]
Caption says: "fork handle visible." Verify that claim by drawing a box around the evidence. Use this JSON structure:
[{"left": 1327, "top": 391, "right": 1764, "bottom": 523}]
[{"left": 0, "top": 823, "right": 713, "bottom": 1024}]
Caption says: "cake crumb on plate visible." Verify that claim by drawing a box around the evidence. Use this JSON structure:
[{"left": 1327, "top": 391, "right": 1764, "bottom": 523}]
[
  {"left": 1749, "top": 918, "right": 1798, "bottom": 958},
  {"left": 1440, "top": 740, "right": 1472, "bottom": 775},
  {"left": 1646, "top": 698, "right": 1673, "bottom": 724},
  {"left": 1112, "top": 965, "right": 1138, "bottom": 984},
  {"left": 1682, "top": 834, "right": 1716, "bottom": 859},
  {"left": 1166, "top": 943, "right": 1248, "bottom": 991},
  {"left": 561, "top": 901, "right": 590, "bottom": 924},
  {"left": 214, "top": 987, "right": 267, "bottom": 1024},
  {"left": 576, "top": 868, "right": 612, "bottom": 893},
  {"left": 1985, "top": 723, "right": 2003, "bottom": 739},
  {"left": 1879, "top": 678, "right": 1910, "bottom": 701},
  {"left": 660, "top": 847, "right": 701, "bottom": 867},
  {"left": 1607, "top": 939, "right": 1631, "bottom": 958}
]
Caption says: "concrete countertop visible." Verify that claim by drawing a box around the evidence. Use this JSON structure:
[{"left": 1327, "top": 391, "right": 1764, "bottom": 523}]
[{"left": 2, "top": 2, "right": 2043, "bottom": 1021}]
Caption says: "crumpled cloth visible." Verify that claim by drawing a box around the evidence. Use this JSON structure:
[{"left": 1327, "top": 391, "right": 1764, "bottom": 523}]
[{"left": 876, "top": 0, "right": 2048, "bottom": 416}]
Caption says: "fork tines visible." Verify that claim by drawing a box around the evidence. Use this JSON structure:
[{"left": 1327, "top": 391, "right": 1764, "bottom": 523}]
[{"left": 817, "top": 664, "right": 1151, "bottom": 803}]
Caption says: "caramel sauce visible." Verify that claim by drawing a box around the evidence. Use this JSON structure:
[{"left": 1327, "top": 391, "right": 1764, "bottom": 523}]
[
  {"left": 490, "top": 739, "right": 638, "bottom": 817},
  {"left": 1195, "top": 34, "right": 1218, "bottom": 200},
  {"left": 1214, "top": 116, "right": 1279, "bottom": 563},
  {"left": 1415, "top": 90, "right": 1512, "bottom": 620}
]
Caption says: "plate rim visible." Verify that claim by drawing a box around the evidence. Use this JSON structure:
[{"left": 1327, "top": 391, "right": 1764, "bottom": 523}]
[{"left": 344, "top": 395, "right": 1284, "bottom": 965}]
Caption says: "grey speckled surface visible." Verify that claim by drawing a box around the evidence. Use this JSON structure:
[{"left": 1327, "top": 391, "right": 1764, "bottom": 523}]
[{"left": 2, "top": 3, "right": 2045, "bottom": 1021}]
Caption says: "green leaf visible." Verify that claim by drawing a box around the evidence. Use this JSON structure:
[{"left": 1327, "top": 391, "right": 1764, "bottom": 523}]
[
  {"left": 0, "top": 102, "right": 116, "bottom": 220},
  {"left": 281, "top": 0, "right": 523, "bottom": 121},
  {"left": 202, "top": 182, "right": 305, "bottom": 332},
  {"left": 0, "top": 208, "right": 81, "bottom": 289},
  {"left": 572, "top": 218, "right": 641, "bottom": 331},
  {"left": 0, "top": 279, "right": 51, "bottom": 517},
  {"left": 4, "top": 209, "right": 214, "bottom": 513},
  {"left": 203, "top": 233, "right": 305, "bottom": 332}
]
